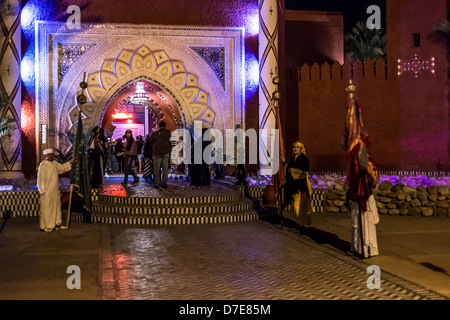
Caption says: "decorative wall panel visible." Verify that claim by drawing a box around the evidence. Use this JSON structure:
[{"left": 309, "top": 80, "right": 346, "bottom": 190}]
[
  {"left": 258, "top": 0, "right": 278, "bottom": 175},
  {"left": 0, "top": 0, "right": 23, "bottom": 178}
]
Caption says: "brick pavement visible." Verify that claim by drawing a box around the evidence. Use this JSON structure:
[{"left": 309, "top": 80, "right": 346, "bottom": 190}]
[
  {"left": 95, "top": 220, "right": 447, "bottom": 300},
  {"left": 1, "top": 200, "right": 449, "bottom": 300}
]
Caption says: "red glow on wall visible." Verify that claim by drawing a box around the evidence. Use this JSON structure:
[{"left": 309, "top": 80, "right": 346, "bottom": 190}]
[{"left": 21, "top": 100, "right": 33, "bottom": 130}]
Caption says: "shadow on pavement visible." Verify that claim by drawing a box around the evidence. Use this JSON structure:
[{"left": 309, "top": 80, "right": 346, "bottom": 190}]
[
  {"left": 301, "top": 227, "right": 351, "bottom": 254},
  {"left": 259, "top": 208, "right": 352, "bottom": 255},
  {"left": 0, "top": 210, "right": 11, "bottom": 234}
]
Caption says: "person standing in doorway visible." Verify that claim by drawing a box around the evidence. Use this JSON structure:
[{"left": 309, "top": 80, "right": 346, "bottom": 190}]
[
  {"left": 136, "top": 135, "right": 144, "bottom": 173},
  {"left": 87, "top": 126, "right": 106, "bottom": 188},
  {"left": 150, "top": 121, "right": 172, "bottom": 188},
  {"left": 115, "top": 138, "right": 124, "bottom": 173},
  {"left": 37, "top": 148, "right": 74, "bottom": 232},
  {"left": 98, "top": 127, "right": 108, "bottom": 178},
  {"left": 121, "top": 129, "right": 139, "bottom": 185}
]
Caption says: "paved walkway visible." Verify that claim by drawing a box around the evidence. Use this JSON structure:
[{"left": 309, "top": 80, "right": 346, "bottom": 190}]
[
  {"left": 309, "top": 212, "right": 450, "bottom": 298},
  {"left": 0, "top": 210, "right": 449, "bottom": 300}
]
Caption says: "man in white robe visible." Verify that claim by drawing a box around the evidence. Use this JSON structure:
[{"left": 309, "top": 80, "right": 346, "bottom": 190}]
[{"left": 37, "top": 148, "right": 74, "bottom": 232}]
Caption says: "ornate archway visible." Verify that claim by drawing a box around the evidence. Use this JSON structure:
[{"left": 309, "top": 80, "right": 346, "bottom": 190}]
[
  {"left": 36, "top": 22, "right": 244, "bottom": 163},
  {"left": 79, "top": 44, "right": 216, "bottom": 131}
]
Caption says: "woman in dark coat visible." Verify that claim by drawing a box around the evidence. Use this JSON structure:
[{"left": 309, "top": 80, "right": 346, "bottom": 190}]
[
  {"left": 87, "top": 126, "right": 105, "bottom": 188},
  {"left": 114, "top": 138, "right": 124, "bottom": 173},
  {"left": 191, "top": 128, "right": 211, "bottom": 186},
  {"left": 284, "top": 141, "right": 313, "bottom": 227},
  {"left": 199, "top": 128, "right": 211, "bottom": 186},
  {"left": 98, "top": 128, "right": 108, "bottom": 175},
  {"left": 188, "top": 130, "right": 197, "bottom": 185}
]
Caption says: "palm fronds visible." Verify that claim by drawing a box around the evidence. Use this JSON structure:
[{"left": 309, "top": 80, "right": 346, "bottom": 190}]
[
  {"left": 432, "top": 20, "right": 450, "bottom": 79},
  {"left": 344, "top": 21, "right": 387, "bottom": 62},
  {"left": 0, "top": 95, "right": 16, "bottom": 141},
  {"left": 433, "top": 20, "right": 450, "bottom": 38},
  {"left": 53, "top": 147, "right": 74, "bottom": 164}
]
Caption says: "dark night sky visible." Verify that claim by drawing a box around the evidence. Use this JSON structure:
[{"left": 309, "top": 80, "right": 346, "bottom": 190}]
[{"left": 285, "top": 0, "right": 387, "bottom": 32}]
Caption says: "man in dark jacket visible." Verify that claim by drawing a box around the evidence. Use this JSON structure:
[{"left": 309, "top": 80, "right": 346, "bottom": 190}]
[
  {"left": 150, "top": 121, "right": 172, "bottom": 188},
  {"left": 121, "top": 129, "right": 139, "bottom": 185}
]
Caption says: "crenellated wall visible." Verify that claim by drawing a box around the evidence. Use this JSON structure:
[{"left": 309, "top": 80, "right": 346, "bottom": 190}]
[
  {"left": 288, "top": 0, "right": 449, "bottom": 173},
  {"left": 296, "top": 59, "right": 401, "bottom": 172},
  {"left": 295, "top": 56, "right": 448, "bottom": 172}
]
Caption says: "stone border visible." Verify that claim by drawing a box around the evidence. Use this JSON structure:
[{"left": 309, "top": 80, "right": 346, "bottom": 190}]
[{"left": 323, "top": 182, "right": 450, "bottom": 218}]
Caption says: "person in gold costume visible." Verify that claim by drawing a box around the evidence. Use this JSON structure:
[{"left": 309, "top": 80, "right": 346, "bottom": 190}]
[{"left": 284, "top": 141, "right": 313, "bottom": 229}]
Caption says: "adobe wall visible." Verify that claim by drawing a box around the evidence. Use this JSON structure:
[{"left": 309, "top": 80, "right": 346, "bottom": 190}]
[
  {"left": 386, "top": 0, "right": 449, "bottom": 171},
  {"left": 295, "top": 60, "right": 401, "bottom": 171},
  {"left": 280, "top": 9, "right": 344, "bottom": 163},
  {"left": 290, "top": 0, "right": 448, "bottom": 172},
  {"left": 284, "top": 10, "right": 344, "bottom": 67}
]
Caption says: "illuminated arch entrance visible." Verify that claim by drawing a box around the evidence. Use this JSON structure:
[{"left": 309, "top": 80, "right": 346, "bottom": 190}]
[{"left": 35, "top": 23, "right": 244, "bottom": 164}]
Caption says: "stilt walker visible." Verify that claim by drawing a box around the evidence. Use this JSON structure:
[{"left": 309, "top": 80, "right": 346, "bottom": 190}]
[{"left": 342, "top": 80, "right": 380, "bottom": 258}]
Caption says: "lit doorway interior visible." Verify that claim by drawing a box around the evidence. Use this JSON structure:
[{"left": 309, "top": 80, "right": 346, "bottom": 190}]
[{"left": 102, "top": 79, "right": 183, "bottom": 141}]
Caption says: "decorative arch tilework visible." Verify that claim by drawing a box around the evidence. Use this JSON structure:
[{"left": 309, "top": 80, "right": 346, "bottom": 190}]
[
  {"left": 58, "top": 44, "right": 96, "bottom": 86},
  {"left": 191, "top": 47, "right": 225, "bottom": 89}
]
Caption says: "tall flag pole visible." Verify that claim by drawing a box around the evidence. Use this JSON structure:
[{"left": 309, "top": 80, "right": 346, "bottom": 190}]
[
  {"left": 343, "top": 80, "right": 378, "bottom": 256},
  {"left": 271, "top": 77, "right": 286, "bottom": 214},
  {"left": 66, "top": 73, "right": 92, "bottom": 227}
]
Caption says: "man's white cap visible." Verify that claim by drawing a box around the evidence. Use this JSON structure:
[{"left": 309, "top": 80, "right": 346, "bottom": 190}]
[{"left": 43, "top": 148, "right": 54, "bottom": 155}]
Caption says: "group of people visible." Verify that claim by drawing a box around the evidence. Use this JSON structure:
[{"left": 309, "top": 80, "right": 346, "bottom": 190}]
[
  {"left": 282, "top": 136, "right": 379, "bottom": 259},
  {"left": 117, "top": 123, "right": 214, "bottom": 188},
  {"left": 112, "top": 134, "right": 144, "bottom": 175},
  {"left": 36, "top": 113, "right": 378, "bottom": 259},
  {"left": 114, "top": 122, "right": 172, "bottom": 188},
  {"left": 85, "top": 122, "right": 215, "bottom": 189},
  {"left": 281, "top": 90, "right": 379, "bottom": 259}
]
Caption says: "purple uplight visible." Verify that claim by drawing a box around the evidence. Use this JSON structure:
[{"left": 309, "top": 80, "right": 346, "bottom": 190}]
[
  {"left": 244, "top": 10, "right": 259, "bottom": 36},
  {"left": 246, "top": 55, "right": 259, "bottom": 95}
]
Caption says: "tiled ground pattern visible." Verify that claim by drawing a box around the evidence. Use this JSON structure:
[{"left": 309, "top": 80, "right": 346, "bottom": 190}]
[{"left": 97, "top": 221, "right": 446, "bottom": 300}]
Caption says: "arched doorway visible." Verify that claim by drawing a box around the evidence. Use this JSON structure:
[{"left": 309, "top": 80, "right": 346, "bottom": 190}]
[
  {"left": 36, "top": 23, "right": 245, "bottom": 165},
  {"left": 101, "top": 78, "right": 183, "bottom": 141}
]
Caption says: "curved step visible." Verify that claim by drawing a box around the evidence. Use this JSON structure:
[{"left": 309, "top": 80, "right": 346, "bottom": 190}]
[
  {"left": 96, "top": 192, "right": 241, "bottom": 206},
  {"left": 71, "top": 210, "right": 258, "bottom": 225},
  {"left": 93, "top": 200, "right": 253, "bottom": 215}
]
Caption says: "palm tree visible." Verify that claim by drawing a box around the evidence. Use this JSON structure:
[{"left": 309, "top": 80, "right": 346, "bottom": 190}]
[
  {"left": 432, "top": 20, "right": 450, "bottom": 79},
  {"left": 434, "top": 20, "right": 450, "bottom": 39},
  {"left": 46, "top": 128, "right": 76, "bottom": 164},
  {"left": 344, "top": 21, "right": 387, "bottom": 62}
]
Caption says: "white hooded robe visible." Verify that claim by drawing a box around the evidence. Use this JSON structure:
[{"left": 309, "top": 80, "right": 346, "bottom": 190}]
[{"left": 37, "top": 160, "right": 72, "bottom": 230}]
